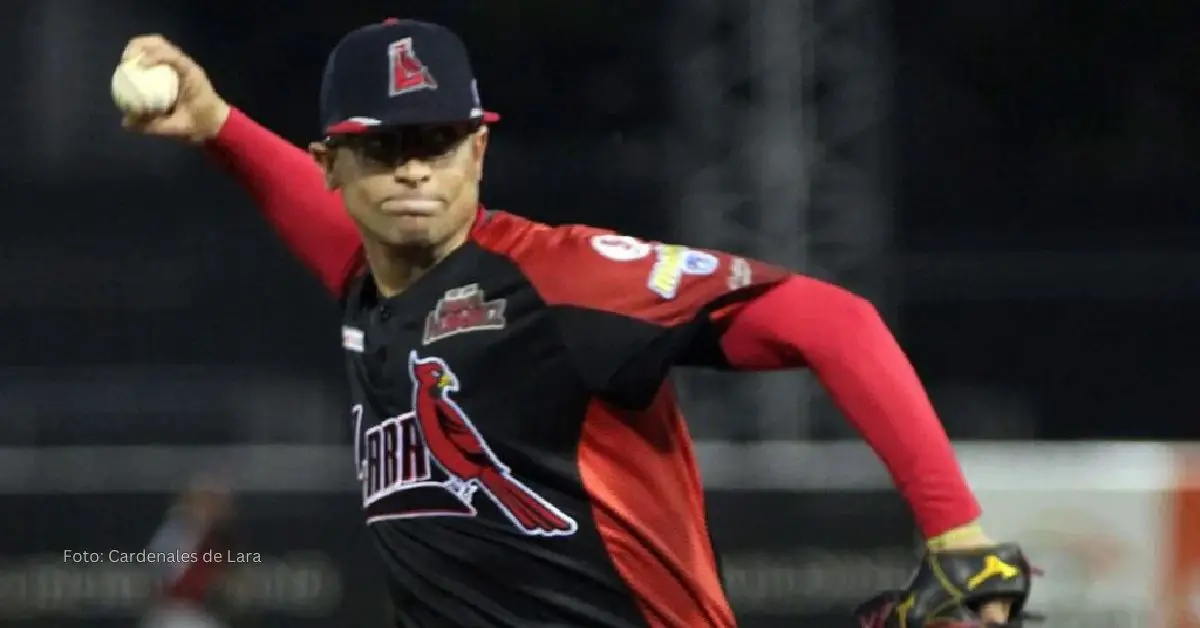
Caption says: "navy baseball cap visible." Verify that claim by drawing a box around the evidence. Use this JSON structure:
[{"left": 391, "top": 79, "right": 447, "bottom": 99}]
[{"left": 320, "top": 18, "right": 500, "bottom": 135}]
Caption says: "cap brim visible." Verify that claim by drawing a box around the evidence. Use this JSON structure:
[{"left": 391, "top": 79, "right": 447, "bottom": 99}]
[{"left": 325, "top": 110, "right": 500, "bottom": 135}]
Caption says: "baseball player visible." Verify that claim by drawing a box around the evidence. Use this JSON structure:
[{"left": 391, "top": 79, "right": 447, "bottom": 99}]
[{"left": 118, "top": 19, "right": 1035, "bottom": 628}]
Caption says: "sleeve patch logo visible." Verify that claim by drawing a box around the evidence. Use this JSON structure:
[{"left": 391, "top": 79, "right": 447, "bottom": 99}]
[
  {"left": 590, "top": 234, "right": 652, "bottom": 261},
  {"left": 648, "top": 245, "right": 719, "bottom": 299},
  {"left": 727, "top": 256, "right": 752, "bottom": 290}
]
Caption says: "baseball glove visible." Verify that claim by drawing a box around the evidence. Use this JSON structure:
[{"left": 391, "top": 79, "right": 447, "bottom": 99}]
[{"left": 854, "top": 543, "right": 1039, "bottom": 628}]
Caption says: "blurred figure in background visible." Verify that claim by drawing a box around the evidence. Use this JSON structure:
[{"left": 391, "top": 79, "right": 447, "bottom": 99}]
[{"left": 140, "top": 474, "right": 234, "bottom": 628}]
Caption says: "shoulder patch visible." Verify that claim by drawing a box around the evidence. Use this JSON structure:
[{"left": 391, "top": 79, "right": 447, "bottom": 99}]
[{"left": 590, "top": 234, "right": 652, "bottom": 262}]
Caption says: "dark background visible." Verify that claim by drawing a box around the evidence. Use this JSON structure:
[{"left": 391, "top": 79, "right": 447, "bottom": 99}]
[{"left": 0, "top": 1, "right": 1192, "bottom": 626}]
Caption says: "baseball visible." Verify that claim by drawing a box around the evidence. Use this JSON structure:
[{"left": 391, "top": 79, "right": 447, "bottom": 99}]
[{"left": 110, "top": 56, "right": 179, "bottom": 115}]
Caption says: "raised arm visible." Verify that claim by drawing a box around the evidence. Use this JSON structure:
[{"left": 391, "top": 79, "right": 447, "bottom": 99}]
[
  {"left": 205, "top": 109, "right": 362, "bottom": 296},
  {"left": 117, "top": 35, "right": 362, "bottom": 297},
  {"left": 506, "top": 226, "right": 981, "bottom": 540}
]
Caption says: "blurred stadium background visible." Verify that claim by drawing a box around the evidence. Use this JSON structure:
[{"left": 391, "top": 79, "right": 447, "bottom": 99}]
[{"left": 1, "top": 0, "right": 1198, "bottom": 626}]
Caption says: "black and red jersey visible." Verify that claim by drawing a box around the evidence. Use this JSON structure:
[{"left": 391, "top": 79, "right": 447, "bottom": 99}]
[
  {"left": 342, "top": 210, "right": 789, "bottom": 627},
  {"left": 209, "top": 108, "right": 986, "bottom": 627}
]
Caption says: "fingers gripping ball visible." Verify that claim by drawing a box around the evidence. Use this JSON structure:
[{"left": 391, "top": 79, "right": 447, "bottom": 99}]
[
  {"left": 111, "top": 55, "right": 179, "bottom": 115},
  {"left": 854, "top": 543, "right": 1041, "bottom": 627}
]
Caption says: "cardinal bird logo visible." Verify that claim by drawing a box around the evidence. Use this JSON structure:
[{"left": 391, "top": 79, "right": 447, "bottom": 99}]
[{"left": 395, "top": 351, "right": 578, "bottom": 537}]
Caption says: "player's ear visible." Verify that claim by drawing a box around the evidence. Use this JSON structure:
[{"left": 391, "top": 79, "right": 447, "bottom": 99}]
[
  {"left": 472, "top": 126, "right": 489, "bottom": 158},
  {"left": 471, "top": 126, "right": 489, "bottom": 181},
  {"left": 307, "top": 141, "right": 339, "bottom": 190}
]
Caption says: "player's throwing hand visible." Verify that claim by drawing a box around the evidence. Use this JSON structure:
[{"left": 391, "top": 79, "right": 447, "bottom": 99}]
[{"left": 117, "top": 35, "right": 230, "bottom": 143}]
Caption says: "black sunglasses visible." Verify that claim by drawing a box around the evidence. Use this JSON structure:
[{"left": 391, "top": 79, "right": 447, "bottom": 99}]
[{"left": 326, "top": 122, "right": 480, "bottom": 164}]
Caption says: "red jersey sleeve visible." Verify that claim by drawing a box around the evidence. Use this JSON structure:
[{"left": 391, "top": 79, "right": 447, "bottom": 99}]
[
  {"left": 480, "top": 213, "right": 981, "bottom": 536},
  {"left": 205, "top": 108, "right": 363, "bottom": 297},
  {"left": 499, "top": 222, "right": 792, "bottom": 407}
]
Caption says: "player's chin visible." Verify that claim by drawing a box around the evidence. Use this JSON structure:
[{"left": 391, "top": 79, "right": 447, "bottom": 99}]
[{"left": 376, "top": 221, "right": 439, "bottom": 248}]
